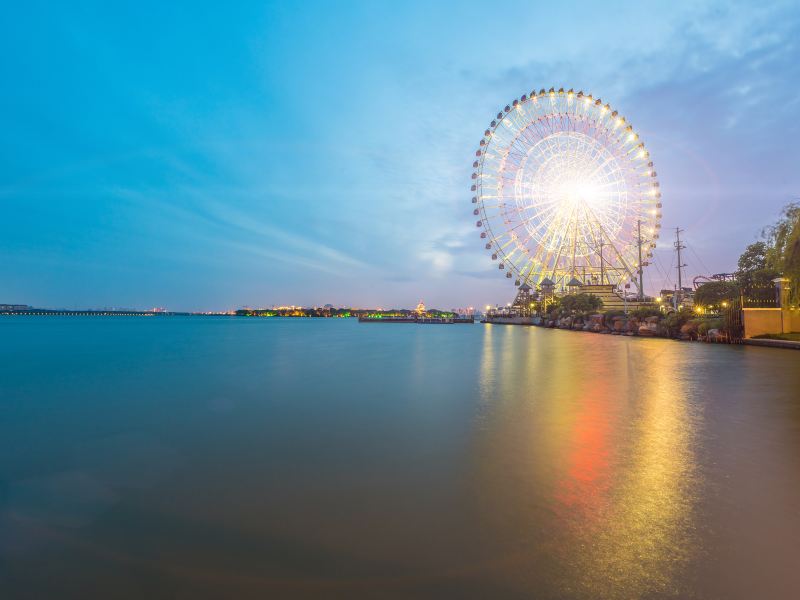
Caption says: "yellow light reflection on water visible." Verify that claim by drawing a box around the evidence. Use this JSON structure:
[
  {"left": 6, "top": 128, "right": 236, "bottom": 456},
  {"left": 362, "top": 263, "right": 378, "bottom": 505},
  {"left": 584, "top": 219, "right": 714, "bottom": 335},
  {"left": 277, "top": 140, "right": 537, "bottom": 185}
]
[
  {"left": 474, "top": 330, "right": 700, "bottom": 599},
  {"left": 558, "top": 342, "right": 699, "bottom": 598}
]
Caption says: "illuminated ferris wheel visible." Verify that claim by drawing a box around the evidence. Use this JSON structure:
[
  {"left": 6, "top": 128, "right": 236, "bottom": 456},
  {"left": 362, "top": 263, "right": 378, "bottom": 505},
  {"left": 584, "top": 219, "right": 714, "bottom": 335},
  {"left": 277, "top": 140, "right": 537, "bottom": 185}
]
[{"left": 471, "top": 87, "right": 662, "bottom": 291}]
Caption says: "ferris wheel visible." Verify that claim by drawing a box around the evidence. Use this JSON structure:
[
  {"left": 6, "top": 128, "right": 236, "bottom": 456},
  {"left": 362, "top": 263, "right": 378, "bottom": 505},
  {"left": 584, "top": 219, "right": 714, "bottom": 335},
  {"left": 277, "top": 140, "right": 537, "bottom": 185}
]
[{"left": 471, "top": 87, "right": 662, "bottom": 291}]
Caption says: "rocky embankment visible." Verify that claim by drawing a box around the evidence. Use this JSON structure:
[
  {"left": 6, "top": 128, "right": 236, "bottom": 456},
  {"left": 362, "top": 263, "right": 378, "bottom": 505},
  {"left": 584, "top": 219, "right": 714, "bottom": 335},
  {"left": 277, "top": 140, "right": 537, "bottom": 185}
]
[{"left": 538, "top": 313, "right": 728, "bottom": 342}]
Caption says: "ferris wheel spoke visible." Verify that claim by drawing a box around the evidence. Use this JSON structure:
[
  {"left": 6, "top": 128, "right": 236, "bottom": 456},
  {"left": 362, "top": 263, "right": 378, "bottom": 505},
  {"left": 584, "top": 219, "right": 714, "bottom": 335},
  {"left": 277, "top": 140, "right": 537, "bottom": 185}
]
[
  {"left": 582, "top": 204, "right": 637, "bottom": 278},
  {"left": 532, "top": 203, "right": 574, "bottom": 263}
]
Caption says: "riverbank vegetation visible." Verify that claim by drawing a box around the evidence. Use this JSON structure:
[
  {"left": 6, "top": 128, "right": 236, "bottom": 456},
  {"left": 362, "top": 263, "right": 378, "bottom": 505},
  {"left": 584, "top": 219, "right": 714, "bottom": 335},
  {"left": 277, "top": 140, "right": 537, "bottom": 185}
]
[
  {"left": 693, "top": 201, "right": 800, "bottom": 311},
  {"left": 764, "top": 202, "right": 800, "bottom": 301}
]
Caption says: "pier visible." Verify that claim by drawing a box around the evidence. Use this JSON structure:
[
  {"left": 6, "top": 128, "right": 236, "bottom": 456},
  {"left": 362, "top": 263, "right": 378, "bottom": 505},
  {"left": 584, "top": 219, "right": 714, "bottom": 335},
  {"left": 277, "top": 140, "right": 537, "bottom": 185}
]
[{"left": 358, "top": 315, "right": 474, "bottom": 324}]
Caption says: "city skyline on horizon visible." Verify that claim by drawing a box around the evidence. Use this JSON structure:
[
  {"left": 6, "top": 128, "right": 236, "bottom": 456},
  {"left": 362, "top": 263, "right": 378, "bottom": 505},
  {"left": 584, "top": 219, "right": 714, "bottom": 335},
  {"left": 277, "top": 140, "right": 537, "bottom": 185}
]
[{"left": 2, "top": 1, "right": 799, "bottom": 311}]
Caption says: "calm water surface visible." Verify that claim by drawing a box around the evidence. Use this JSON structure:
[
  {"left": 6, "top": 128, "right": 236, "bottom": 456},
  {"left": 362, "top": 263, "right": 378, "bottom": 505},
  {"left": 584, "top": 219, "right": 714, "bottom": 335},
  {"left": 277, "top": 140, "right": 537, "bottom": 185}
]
[{"left": 1, "top": 317, "right": 799, "bottom": 598}]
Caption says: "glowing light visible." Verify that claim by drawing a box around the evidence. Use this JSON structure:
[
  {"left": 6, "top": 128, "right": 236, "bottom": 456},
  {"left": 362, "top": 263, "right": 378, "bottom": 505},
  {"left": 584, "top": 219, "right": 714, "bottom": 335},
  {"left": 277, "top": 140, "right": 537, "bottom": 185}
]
[{"left": 554, "top": 179, "right": 605, "bottom": 209}]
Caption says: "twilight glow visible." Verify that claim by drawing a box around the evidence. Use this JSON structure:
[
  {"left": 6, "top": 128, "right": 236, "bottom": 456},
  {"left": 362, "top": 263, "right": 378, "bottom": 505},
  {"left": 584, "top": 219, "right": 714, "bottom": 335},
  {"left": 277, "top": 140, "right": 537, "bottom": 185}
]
[{"left": 1, "top": 1, "right": 799, "bottom": 310}]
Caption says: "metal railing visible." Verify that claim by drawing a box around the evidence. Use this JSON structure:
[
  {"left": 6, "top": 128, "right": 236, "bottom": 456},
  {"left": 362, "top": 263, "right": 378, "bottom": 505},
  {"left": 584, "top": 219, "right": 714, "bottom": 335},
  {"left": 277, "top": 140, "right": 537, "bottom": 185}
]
[
  {"left": 741, "top": 285, "right": 779, "bottom": 308},
  {"left": 724, "top": 297, "right": 744, "bottom": 343}
]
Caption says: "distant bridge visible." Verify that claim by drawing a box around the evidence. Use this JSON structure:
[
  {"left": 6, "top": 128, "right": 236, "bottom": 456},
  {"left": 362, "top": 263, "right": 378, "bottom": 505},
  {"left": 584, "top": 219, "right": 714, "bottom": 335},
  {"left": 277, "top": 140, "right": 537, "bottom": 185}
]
[{"left": 0, "top": 310, "right": 191, "bottom": 316}]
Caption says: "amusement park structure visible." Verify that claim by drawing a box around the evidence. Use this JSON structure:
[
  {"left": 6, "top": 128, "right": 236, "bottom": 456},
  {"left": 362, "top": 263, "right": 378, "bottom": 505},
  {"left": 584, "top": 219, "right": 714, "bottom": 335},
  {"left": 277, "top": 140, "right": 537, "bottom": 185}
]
[
  {"left": 693, "top": 273, "right": 736, "bottom": 288},
  {"left": 472, "top": 87, "right": 661, "bottom": 301}
]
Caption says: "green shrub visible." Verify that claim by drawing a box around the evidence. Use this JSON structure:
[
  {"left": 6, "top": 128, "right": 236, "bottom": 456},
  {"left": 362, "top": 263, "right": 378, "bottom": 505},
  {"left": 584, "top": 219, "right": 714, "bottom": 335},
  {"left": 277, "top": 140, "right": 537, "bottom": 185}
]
[
  {"left": 664, "top": 309, "right": 691, "bottom": 337},
  {"left": 697, "top": 317, "right": 725, "bottom": 335},
  {"left": 630, "top": 306, "right": 661, "bottom": 319}
]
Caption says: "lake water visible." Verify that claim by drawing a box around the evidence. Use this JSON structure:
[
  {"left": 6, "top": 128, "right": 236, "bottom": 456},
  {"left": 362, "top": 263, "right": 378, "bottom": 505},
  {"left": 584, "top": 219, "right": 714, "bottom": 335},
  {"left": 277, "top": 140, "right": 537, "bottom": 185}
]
[{"left": 1, "top": 317, "right": 799, "bottom": 598}]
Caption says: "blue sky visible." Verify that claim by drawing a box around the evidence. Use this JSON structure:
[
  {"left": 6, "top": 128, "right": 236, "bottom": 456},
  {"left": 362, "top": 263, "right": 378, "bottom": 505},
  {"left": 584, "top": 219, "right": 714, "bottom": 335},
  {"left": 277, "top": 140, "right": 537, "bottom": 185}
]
[{"left": 2, "top": 1, "right": 799, "bottom": 310}]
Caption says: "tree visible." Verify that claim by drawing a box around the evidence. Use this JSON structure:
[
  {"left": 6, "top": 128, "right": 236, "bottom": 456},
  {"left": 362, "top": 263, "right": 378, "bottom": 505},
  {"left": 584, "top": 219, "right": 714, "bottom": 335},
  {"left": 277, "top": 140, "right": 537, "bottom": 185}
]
[
  {"left": 560, "top": 293, "right": 603, "bottom": 315},
  {"left": 737, "top": 241, "right": 779, "bottom": 292},
  {"left": 764, "top": 201, "right": 800, "bottom": 302},
  {"left": 579, "top": 293, "right": 603, "bottom": 313},
  {"left": 737, "top": 241, "right": 768, "bottom": 273},
  {"left": 543, "top": 296, "right": 561, "bottom": 317},
  {"left": 694, "top": 280, "right": 740, "bottom": 308}
]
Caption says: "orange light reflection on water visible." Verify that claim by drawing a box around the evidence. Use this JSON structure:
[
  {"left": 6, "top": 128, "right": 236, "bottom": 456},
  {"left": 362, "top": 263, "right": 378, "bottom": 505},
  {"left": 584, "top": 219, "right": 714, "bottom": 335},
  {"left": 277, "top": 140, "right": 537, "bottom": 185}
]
[{"left": 553, "top": 374, "right": 613, "bottom": 525}]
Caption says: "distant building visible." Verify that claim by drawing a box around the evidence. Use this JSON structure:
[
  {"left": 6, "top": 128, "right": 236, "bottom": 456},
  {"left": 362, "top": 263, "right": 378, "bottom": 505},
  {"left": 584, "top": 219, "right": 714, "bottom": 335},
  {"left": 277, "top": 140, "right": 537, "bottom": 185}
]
[
  {"left": 659, "top": 287, "right": 694, "bottom": 310},
  {"left": 511, "top": 283, "right": 535, "bottom": 316},
  {"left": 0, "top": 304, "right": 31, "bottom": 311}
]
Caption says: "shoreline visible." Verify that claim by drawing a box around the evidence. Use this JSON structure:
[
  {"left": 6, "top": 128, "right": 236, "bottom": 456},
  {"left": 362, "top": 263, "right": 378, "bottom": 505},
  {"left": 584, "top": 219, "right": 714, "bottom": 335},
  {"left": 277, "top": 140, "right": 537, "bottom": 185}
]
[{"left": 483, "top": 316, "right": 800, "bottom": 350}]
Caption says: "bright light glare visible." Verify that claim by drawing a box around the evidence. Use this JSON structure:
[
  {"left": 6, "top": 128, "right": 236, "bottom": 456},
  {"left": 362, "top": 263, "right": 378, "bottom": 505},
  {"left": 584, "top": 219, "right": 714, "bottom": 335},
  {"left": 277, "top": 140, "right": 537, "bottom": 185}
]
[{"left": 558, "top": 180, "right": 602, "bottom": 207}]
